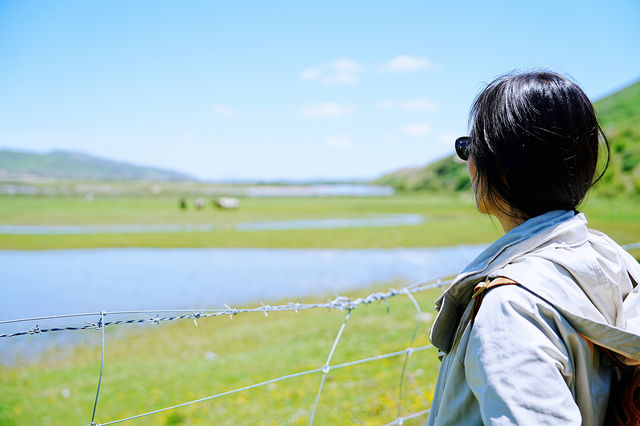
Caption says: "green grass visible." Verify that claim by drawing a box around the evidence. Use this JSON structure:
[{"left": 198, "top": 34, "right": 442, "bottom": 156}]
[
  {"left": 0, "top": 193, "right": 477, "bottom": 226},
  {"left": 0, "top": 285, "right": 444, "bottom": 426},
  {"left": 1, "top": 192, "right": 638, "bottom": 250}
]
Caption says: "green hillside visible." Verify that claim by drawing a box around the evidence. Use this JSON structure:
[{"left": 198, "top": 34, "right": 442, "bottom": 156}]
[
  {"left": 595, "top": 80, "right": 640, "bottom": 195},
  {"left": 0, "top": 150, "right": 195, "bottom": 181},
  {"left": 376, "top": 79, "right": 640, "bottom": 196}
]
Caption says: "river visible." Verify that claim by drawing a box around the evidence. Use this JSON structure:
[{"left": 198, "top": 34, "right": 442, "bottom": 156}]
[{"left": 0, "top": 245, "right": 486, "bottom": 363}]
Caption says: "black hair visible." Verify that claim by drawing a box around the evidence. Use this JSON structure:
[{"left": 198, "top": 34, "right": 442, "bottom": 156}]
[{"left": 469, "top": 70, "right": 610, "bottom": 219}]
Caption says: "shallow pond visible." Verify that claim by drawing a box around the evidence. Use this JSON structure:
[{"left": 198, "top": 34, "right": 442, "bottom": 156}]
[{"left": 0, "top": 245, "right": 486, "bottom": 363}]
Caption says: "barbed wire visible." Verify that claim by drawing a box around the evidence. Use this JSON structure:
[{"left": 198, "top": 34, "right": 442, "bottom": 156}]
[
  {"left": 0, "top": 277, "right": 451, "bottom": 338},
  {"left": 2, "top": 274, "right": 452, "bottom": 425},
  {"left": 4, "top": 240, "right": 637, "bottom": 338}
]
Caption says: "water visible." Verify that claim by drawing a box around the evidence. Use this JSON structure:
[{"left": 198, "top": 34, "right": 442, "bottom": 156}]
[
  {"left": 0, "top": 214, "right": 423, "bottom": 234},
  {"left": 0, "top": 245, "right": 486, "bottom": 363},
  {"left": 0, "top": 246, "right": 485, "bottom": 320},
  {"left": 237, "top": 214, "right": 423, "bottom": 231},
  {"left": 0, "top": 183, "right": 394, "bottom": 197}
]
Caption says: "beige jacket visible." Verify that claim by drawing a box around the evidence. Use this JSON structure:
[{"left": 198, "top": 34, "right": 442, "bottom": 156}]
[{"left": 426, "top": 210, "right": 640, "bottom": 425}]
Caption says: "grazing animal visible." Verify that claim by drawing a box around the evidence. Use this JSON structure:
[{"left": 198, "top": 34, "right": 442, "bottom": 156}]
[
  {"left": 215, "top": 197, "right": 239, "bottom": 209},
  {"left": 193, "top": 197, "right": 205, "bottom": 209}
]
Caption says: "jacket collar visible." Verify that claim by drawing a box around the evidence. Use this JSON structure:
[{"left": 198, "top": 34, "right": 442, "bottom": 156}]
[
  {"left": 459, "top": 210, "right": 578, "bottom": 277},
  {"left": 430, "top": 210, "right": 581, "bottom": 352}
]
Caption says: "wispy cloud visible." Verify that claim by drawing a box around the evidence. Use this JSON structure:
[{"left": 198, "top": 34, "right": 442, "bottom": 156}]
[
  {"left": 300, "top": 58, "right": 366, "bottom": 85},
  {"left": 401, "top": 123, "right": 432, "bottom": 137},
  {"left": 212, "top": 104, "right": 236, "bottom": 117},
  {"left": 400, "top": 97, "right": 438, "bottom": 111},
  {"left": 323, "top": 135, "right": 353, "bottom": 150},
  {"left": 302, "top": 55, "right": 433, "bottom": 85},
  {"left": 375, "top": 97, "right": 439, "bottom": 111},
  {"left": 299, "top": 102, "right": 356, "bottom": 118},
  {"left": 380, "top": 55, "right": 433, "bottom": 73}
]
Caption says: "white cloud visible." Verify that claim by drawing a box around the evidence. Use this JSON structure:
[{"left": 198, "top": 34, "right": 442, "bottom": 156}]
[
  {"left": 377, "top": 97, "right": 439, "bottom": 111},
  {"left": 400, "top": 97, "right": 439, "bottom": 111},
  {"left": 323, "top": 135, "right": 353, "bottom": 150},
  {"left": 300, "top": 68, "right": 321, "bottom": 81},
  {"left": 299, "top": 102, "right": 356, "bottom": 118},
  {"left": 381, "top": 55, "right": 432, "bottom": 73},
  {"left": 300, "top": 58, "right": 366, "bottom": 85},
  {"left": 375, "top": 100, "right": 395, "bottom": 110},
  {"left": 401, "top": 123, "right": 432, "bottom": 137},
  {"left": 212, "top": 104, "right": 235, "bottom": 117}
]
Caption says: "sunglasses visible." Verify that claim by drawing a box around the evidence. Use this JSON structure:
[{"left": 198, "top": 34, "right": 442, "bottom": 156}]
[{"left": 455, "top": 136, "right": 470, "bottom": 161}]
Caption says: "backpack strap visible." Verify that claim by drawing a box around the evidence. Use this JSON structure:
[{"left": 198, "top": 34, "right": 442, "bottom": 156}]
[{"left": 470, "top": 277, "right": 519, "bottom": 328}]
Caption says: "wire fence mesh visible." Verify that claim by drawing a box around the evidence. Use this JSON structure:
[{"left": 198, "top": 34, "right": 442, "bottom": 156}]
[{"left": 1, "top": 276, "right": 452, "bottom": 425}]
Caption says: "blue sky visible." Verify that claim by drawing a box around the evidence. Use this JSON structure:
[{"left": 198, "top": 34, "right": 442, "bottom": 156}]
[{"left": 1, "top": 1, "right": 639, "bottom": 181}]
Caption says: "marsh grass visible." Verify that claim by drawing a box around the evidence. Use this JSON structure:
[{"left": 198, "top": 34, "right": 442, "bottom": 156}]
[{"left": 0, "top": 285, "right": 444, "bottom": 425}]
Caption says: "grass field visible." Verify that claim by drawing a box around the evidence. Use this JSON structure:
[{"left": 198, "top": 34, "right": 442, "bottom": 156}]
[
  {"left": 1, "top": 192, "right": 638, "bottom": 250},
  {"left": 0, "top": 284, "right": 444, "bottom": 426},
  {"left": 0, "top": 191, "right": 638, "bottom": 425}
]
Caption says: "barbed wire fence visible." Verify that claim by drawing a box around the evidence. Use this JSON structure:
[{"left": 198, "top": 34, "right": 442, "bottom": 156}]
[
  {"left": 0, "top": 275, "right": 453, "bottom": 425},
  {"left": 2, "top": 242, "right": 638, "bottom": 425}
]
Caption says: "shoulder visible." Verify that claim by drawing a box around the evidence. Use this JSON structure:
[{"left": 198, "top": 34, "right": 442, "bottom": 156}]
[
  {"left": 477, "top": 282, "right": 556, "bottom": 320},
  {"left": 471, "top": 283, "right": 570, "bottom": 346},
  {"left": 464, "top": 283, "right": 578, "bottom": 384}
]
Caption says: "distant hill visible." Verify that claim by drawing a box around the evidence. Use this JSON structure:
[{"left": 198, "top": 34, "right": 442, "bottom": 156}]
[
  {"left": 376, "top": 157, "right": 470, "bottom": 193},
  {"left": 376, "top": 79, "right": 640, "bottom": 196},
  {"left": 0, "top": 150, "right": 196, "bottom": 181}
]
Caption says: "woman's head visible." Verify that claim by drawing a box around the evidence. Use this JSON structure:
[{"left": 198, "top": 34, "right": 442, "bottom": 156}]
[{"left": 466, "top": 70, "right": 609, "bottom": 219}]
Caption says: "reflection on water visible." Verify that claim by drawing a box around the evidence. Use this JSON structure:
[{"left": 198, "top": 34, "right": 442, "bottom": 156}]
[
  {"left": 1, "top": 246, "right": 485, "bottom": 320},
  {"left": 0, "top": 214, "right": 423, "bottom": 234},
  {"left": 237, "top": 214, "right": 423, "bottom": 231}
]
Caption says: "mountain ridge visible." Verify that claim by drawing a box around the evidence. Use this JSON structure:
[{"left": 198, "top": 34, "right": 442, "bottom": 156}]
[{"left": 0, "top": 149, "right": 196, "bottom": 182}]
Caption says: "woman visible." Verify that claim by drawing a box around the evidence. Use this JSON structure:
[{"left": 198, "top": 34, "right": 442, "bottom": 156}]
[{"left": 426, "top": 71, "right": 640, "bottom": 425}]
